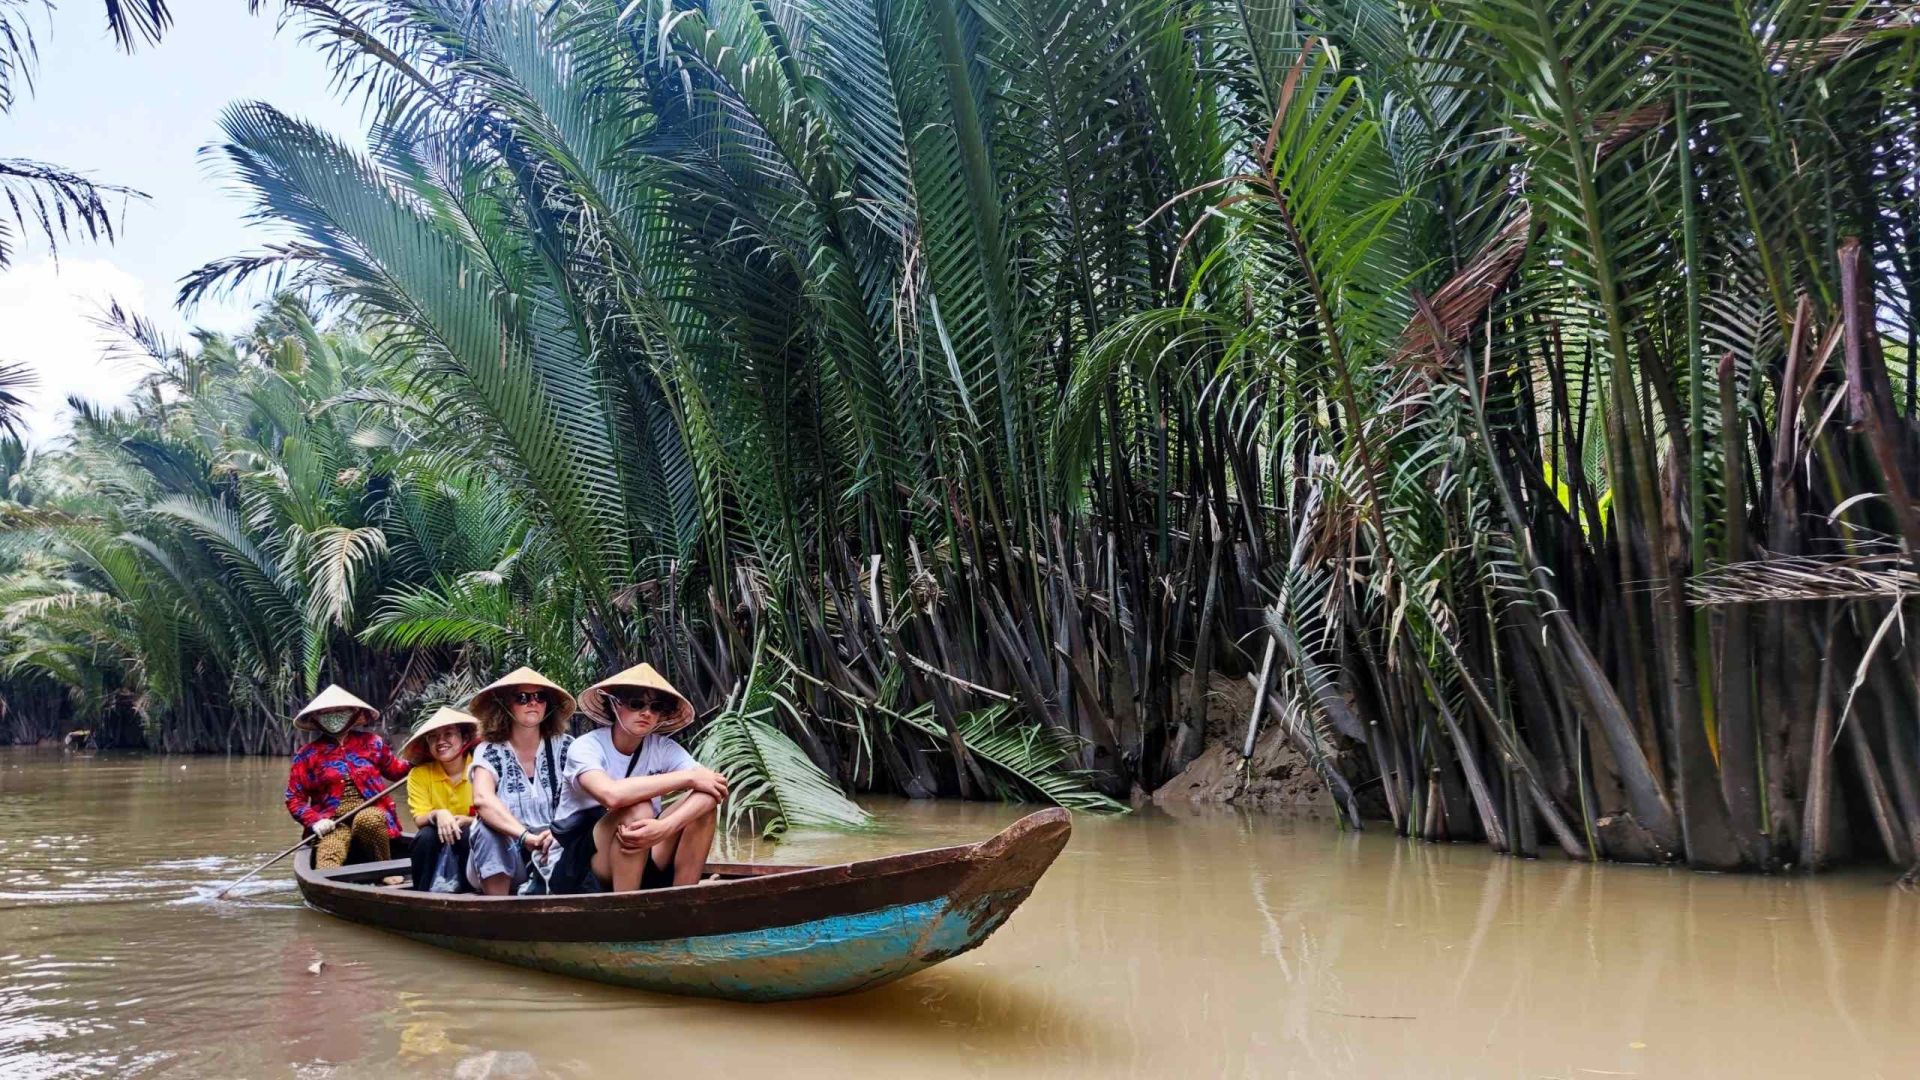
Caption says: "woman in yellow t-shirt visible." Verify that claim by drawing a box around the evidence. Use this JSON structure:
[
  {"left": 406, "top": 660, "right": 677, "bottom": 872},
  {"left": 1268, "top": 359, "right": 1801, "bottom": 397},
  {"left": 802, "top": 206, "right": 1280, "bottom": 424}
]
[{"left": 400, "top": 707, "right": 479, "bottom": 892}]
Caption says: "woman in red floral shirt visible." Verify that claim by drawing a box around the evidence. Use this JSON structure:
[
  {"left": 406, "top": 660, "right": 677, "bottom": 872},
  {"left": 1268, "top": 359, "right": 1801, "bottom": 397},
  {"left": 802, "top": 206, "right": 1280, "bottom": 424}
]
[{"left": 284, "top": 685, "right": 410, "bottom": 868}]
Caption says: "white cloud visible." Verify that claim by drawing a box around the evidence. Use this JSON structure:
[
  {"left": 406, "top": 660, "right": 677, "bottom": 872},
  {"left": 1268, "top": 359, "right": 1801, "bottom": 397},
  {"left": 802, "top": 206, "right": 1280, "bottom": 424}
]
[{"left": 0, "top": 257, "right": 154, "bottom": 446}]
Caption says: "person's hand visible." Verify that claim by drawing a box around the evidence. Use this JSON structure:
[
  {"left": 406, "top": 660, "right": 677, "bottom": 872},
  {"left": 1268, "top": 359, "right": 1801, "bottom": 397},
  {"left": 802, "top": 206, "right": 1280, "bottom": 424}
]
[
  {"left": 521, "top": 828, "right": 555, "bottom": 854},
  {"left": 434, "top": 811, "right": 460, "bottom": 844},
  {"left": 311, "top": 818, "right": 336, "bottom": 837},
  {"left": 617, "top": 817, "right": 672, "bottom": 852},
  {"left": 685, "top": 767, "right": 729, "bottom": 802}
]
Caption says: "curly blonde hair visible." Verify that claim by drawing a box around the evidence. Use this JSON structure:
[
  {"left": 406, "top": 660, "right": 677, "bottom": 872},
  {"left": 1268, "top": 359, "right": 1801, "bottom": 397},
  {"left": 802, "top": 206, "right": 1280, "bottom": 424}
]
[{"left": 473, "top": 688, "right": 571, "bottom": 743}]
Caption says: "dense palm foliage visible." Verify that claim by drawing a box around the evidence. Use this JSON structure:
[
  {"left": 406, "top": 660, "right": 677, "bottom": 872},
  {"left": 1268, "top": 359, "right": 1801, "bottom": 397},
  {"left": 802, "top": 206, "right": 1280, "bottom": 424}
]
[
  {"left": 7, "top": 0, "right": 1920, "bottom": 864},
  {"left": 0, "top": 303, "right": 452, "bottom": 751},
  {"left": 0, "top": 298, "right": 1101, "bottom": 827}
]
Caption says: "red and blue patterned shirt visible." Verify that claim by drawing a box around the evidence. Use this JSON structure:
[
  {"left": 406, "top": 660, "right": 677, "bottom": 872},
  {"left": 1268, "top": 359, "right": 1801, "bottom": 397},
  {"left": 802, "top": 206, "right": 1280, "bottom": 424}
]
[{"left": 284, "top": 729, "right": 411, "bottom": 836}]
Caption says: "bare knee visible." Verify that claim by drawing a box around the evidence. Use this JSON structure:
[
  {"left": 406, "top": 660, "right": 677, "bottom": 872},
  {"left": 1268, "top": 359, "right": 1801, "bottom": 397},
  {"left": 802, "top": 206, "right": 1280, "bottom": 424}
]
[
  {"left": 602, "top": 803, "right": 655, "bottom": 862},
  {"left": 610, "top": 801, "right": 657, "bottom": 826},
  {"left": 681, "top": 796, "right": 718, "bottom": 831}
]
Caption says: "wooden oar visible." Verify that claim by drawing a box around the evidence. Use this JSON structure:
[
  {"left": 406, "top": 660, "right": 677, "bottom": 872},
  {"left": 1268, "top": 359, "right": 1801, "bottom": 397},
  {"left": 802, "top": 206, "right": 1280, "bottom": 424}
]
[{"left": 215, "top": 737, "right": 478, "bottom": 899}]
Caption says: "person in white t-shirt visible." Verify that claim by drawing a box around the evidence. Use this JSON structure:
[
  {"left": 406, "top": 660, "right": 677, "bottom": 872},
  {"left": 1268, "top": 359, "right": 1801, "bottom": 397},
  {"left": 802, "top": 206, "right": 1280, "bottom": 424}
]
[{"left": 555, "top": 663, "right": 727, "bottom": 892}]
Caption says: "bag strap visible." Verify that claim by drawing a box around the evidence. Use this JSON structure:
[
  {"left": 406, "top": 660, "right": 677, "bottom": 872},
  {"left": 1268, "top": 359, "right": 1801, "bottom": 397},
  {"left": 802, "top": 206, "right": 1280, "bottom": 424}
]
[
  {"left": 623, "top": 734, "right": 646, "bottom": 779},
  {"left": 541, "top": 736, "right": 561, "bottom": 813}
]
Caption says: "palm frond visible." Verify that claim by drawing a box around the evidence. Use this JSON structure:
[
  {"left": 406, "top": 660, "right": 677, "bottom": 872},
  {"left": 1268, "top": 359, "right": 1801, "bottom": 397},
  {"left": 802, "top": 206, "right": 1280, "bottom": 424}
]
[
  {"left": 902, "top": 703, "right": 1126, "bottom": 813},
  {"left": 694, "top": 644, "right": 873, "bottom": 838}
]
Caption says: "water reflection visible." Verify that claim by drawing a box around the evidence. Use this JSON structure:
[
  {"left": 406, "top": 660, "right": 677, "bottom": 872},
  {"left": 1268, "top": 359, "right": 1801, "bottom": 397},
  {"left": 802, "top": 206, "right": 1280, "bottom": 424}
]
[{"left": 2, "top": 749, "right": 1918, "bottom": 1077}]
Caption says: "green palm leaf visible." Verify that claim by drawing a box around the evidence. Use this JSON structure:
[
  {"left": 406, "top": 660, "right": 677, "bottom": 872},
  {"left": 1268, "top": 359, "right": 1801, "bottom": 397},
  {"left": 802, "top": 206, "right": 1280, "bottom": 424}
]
[
  {"left": 694, "top": 644, "right": 873, "bottom": 838},
  {"left": 901, "top": 703, "right": 1126, "bottom": 813}
]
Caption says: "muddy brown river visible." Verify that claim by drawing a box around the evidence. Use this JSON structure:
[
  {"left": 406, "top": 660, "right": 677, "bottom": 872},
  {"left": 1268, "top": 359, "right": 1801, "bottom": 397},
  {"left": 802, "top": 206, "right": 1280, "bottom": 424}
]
[{"left": 2, "top": 749, "right": 1917, "bottom": 1077}]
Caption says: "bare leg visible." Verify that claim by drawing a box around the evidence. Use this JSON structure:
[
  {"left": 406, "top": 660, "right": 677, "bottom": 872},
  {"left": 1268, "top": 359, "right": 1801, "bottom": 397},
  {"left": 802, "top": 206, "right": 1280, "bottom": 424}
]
[
  {"left": 668, "top": 796, "right": 719, "bottom": 886},
  {"left": 479, "top": 874, "right": 513, "bottom": 896},
  {"left": 592, "top": 801, "right": 658, "bottom": 893}
]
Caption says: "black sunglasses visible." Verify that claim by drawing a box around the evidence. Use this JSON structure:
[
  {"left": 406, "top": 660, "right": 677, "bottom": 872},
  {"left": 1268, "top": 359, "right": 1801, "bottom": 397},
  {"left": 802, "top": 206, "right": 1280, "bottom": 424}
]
[
  {"left": 509, "top": 690, "right": 549, "bottom": 705},
  {"left": 612, "top": 691, "right": 675, "bottom": 713}
]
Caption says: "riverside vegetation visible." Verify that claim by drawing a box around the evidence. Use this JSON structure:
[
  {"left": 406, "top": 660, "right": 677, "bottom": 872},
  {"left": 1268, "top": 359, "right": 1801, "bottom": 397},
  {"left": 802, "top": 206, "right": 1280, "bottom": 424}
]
[{"left": 2, "top": 0, "right": 1919, "bottom": 872}]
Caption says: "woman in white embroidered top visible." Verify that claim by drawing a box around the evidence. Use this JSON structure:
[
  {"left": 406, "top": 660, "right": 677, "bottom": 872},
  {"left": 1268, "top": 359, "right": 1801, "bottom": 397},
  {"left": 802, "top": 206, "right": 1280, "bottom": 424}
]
[
  {"left": 549, "top": 663, "right": 726, "bottom": 893},
  {"left": 463, "top": 667, "right": 576, "bottom": 895}
]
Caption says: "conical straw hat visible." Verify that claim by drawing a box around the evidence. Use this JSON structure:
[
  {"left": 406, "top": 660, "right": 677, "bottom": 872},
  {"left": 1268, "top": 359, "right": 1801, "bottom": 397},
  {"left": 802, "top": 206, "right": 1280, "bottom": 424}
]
[
  {"left": 466, "top": 666, "right": 578, "bottom": 727},
  {"left": 578, "top": 663, "right": 695, "bottom": 734},
  {"left": 293, "top": 684, "right": 379, "bottom": 732},
  {"left": 399, "top": 707, "right": 481, "bottom": 765}
]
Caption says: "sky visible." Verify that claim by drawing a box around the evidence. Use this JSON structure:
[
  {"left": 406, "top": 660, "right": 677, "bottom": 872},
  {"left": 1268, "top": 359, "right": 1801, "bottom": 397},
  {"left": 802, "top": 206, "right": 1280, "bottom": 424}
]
[{"left": 0, "top": 2, "right": 364, "bottom": 445}]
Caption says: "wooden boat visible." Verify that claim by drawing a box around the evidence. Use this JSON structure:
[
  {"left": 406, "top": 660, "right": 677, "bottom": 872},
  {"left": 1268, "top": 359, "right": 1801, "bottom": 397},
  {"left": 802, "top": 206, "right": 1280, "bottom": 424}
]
[{"left": 292, "top": 808, "right": 1070, "bottom": 1003}]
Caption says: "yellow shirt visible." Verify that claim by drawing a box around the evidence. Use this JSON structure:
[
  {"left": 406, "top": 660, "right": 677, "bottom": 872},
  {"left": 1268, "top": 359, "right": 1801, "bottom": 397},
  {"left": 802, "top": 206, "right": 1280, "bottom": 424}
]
[{"left": 407, "top": 755, "right": 474, "bottom": 822}]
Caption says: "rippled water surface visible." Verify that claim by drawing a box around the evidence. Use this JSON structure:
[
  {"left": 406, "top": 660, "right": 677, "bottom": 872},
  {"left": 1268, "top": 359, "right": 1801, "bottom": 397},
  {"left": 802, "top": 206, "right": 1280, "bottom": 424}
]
[{"left": 4, "top": 748, "right": 1920, "bottom": 1078}]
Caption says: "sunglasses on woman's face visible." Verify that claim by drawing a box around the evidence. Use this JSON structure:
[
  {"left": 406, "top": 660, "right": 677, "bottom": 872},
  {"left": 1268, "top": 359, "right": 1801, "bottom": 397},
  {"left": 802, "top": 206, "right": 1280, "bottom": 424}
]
[
  {"left": 509, "top": 691, "right": 548, "bottom": 706},
  {"left": 613, "top": 692, "right": 674, "bottom": 714}
]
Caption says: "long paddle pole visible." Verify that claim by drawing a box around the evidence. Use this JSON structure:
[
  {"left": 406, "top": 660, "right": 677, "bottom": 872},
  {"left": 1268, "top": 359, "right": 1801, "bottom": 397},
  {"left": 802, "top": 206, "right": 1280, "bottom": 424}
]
[
  {"left": 214, "top": 771, "right": 414, "bottom": 900},
  {"left": 215, "top": 737, "right": 478, "bottom": 900}
]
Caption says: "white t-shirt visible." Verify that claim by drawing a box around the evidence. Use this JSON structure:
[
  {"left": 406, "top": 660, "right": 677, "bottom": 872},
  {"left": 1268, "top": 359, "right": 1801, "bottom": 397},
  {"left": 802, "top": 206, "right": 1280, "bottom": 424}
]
[{"left": 555, "top": 727, "right": 698, "bottom": 823}]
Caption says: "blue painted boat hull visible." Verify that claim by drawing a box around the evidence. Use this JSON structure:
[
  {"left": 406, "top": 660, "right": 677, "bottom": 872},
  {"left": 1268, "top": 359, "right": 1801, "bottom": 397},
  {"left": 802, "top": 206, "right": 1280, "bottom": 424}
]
[
  {"left": 294, "top": 809, "right": 1070, "bottom": 1002},
  {"left": 402, "top": 888, "right": 1025, "bottom": 1001}
]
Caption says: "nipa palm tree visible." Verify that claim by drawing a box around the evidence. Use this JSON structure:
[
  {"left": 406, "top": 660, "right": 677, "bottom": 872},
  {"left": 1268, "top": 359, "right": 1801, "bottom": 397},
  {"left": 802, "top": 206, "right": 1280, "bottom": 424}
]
[{"left": 9, "top": 0, "right": 1920, "bottom": 866}]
